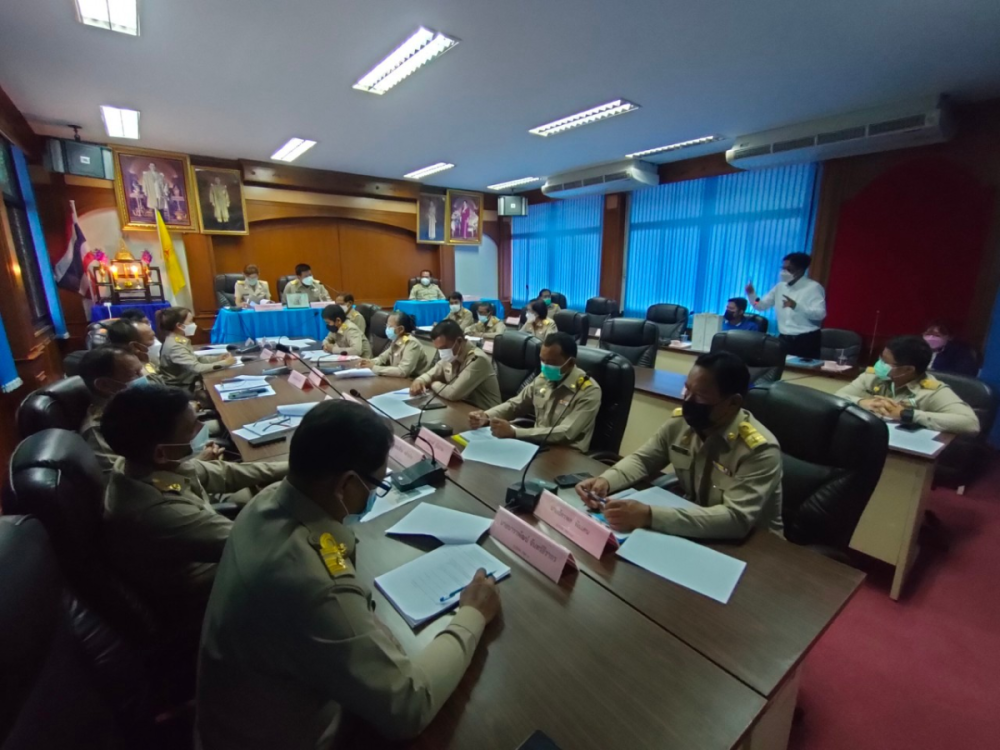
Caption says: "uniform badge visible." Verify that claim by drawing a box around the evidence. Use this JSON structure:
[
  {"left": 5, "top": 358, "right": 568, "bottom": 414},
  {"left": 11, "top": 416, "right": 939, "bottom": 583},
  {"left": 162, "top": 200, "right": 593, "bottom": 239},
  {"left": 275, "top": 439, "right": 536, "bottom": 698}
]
[
  {"left": 317, "top": 532, "right": 348, "bottom": 576},
  {"left": 672, "top": 407, "right": 684, "bottom": 418},
  {"left": 738, "top": 422, "right": 767, "bottom": 449}
]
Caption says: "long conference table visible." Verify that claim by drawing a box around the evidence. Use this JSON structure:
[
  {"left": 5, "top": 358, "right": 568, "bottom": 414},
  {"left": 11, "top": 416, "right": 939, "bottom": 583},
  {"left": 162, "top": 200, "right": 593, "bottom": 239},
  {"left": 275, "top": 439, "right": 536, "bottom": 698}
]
[{"left": 203, "top": 352, "right": 863, "bottom": 750}]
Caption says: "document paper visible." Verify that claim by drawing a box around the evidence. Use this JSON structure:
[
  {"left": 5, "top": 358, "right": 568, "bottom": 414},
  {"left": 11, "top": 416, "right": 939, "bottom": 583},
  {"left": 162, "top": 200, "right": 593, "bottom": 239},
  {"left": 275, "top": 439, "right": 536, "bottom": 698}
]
[
  {"left": 460, "top": 436, "right": 538, "bottom": 471},
  {"left": 386, "top": 504, "right": 492, "bottom": 544}
]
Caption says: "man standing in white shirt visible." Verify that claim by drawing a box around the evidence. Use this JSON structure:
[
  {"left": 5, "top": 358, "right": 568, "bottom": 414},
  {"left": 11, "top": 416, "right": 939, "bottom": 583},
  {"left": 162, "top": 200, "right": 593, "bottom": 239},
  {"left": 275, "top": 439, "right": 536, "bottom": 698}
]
[{"left": 745, "top": 252, "right": 827, "bottom": 358}]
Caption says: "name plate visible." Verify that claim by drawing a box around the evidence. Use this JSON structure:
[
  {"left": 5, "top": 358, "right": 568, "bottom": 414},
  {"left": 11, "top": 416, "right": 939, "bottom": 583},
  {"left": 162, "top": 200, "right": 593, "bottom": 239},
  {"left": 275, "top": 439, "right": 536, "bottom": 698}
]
[
  {"left": 310, "top": 301, "right": 329, "bottom": 309},
  {"left": 288, "top": 370, "right": 309, "bottom": 390},
  {"left": 254, "top": 303, "right": 283, "bottom": 312},
  {"left": 418, "top": 426, "right": 462, "bottom": 467},
  {"left": 534, "top": 491, "right": 618, "bottom": 559},
  {"left": 308, "top": 371, "right": 325, "bottom": 389},
  {"left": 389, "top": 435, "right": 426, "bottom": 469},
  {"left": 260, "top": 347, "right": 275, "bottom": 361},
  {"left": 483, "top": 339, "right": 494, "bottom": 354},
  {"left": 489, "top": 507, "right": 576, "bottom": 583}
]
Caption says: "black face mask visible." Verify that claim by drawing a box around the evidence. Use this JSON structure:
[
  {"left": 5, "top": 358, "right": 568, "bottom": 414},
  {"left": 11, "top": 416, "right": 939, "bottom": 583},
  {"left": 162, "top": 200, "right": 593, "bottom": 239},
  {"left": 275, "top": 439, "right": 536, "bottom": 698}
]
[
  {"left": 723, "top": 311, "right": 735, "bottom": 322},
  {"left": 326, "top": 323, "right": 339, "bottom": 333},
  {"left": 682, "top": 399, "right": 716, "bottom": 432}
]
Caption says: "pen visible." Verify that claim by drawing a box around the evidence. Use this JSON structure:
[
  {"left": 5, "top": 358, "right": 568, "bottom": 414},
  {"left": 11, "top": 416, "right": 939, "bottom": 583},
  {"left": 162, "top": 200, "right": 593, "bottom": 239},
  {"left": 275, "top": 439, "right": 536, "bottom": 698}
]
[
  {"left": 583, "top": 489, "right": 608, "bottom": 507},
  {"left": 438, "top": 571, "right": 497, "bottom": 603}
]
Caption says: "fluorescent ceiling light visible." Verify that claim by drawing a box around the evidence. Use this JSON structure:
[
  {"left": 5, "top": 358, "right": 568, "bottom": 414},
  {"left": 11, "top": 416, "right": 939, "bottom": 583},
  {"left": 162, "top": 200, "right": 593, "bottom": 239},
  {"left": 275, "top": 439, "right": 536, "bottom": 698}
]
[
  {"left": 354, "top": 27, "right": 459, "bottom": 95},
  {"left": 76, "top": 0, "right": 139, "bottom": 36},
  {"left": 100, "top": 105, "right": 140, "bottom": 139},
  {"left": 529, "top": 99, "right": 640, "bottom": 137},
  {"left": 487, "top": 177, "right": 540, "bottom": 191},
  {"left": 404, "top": 162, "right": 455, "bottom": 179},
  {"left": 626, "top": 135, "right": 724, "bottom": 158},
  {"left": 270, "top": 138, "right": 317, "bottom": 162}
]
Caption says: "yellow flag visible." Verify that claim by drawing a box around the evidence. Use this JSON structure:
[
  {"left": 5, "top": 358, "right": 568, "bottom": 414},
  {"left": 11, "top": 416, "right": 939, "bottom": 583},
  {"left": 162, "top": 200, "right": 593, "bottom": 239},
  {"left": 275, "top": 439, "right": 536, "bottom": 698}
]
[{"left": 155, "top": 209, "right": 186, "bottom": 293}]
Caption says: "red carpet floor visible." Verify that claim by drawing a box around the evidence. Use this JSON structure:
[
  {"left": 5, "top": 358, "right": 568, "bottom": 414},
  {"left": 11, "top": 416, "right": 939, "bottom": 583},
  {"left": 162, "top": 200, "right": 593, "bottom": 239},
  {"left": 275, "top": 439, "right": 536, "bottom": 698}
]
[{"left": 788, "top": 463, "right": 1000, "bottom": 750}]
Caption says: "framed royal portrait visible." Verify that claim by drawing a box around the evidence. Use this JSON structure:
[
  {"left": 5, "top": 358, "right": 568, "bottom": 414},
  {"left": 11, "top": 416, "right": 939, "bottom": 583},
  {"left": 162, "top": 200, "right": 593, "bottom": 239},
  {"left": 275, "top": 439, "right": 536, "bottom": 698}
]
[
  {"left": 417, "top": 193, "right": 447, "bottom": 244},
  {"left": 112, "top": 146, "right": 196, "bottom": 231},
  {"left": 192, "top": 166, "right": 249, "bottom": 235},
  {"left": 445, "top": 190, "right": 484, "bottom": 245}
]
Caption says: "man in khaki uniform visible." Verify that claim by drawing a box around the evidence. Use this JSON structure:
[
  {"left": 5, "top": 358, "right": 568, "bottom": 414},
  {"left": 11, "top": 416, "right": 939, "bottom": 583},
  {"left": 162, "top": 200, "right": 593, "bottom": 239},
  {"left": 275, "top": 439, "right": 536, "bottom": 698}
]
[
  {"left": 196, "top": 400, "right": 500, "bottom": 748},
  {"left": 410, "top": 319, "right": 501, "bottom": 409},
  {"left": 321, "top": 304, "right": 372, "bottom": 358},
  {"left": 470, "top": 332, "right": 602, "bottom": 452},
  {"left": 409, "top": 269, "right": 446, "bottom": 300},
  {"left": 446, "top": 292, "right": 474, "bottom": 331},
  {"left": 101, "top": 385, "right": 287, "bottom": 618},
  {"left": 282, "top": 263, "right": 332, "bottom": 305},
  {"left": 106, "top": 319, "right": 166, "bottom": 384},
  {"left": 467, "top": 302, "right": 506, "bottom": 338},
  {"left": 334, "top": 293, "right": 366, "bottom": 335},
  {"left": 78, "top": 345, "right": 149, "bottom": 472},
  {"left": 362, "top": 311, "right": 431, "bottom": 378},
  {"left": 837, "top": 335, "right": 979, "bottom": 434},
  {"left": 578, "top": 351, "right": 784, "bottom": 539}
]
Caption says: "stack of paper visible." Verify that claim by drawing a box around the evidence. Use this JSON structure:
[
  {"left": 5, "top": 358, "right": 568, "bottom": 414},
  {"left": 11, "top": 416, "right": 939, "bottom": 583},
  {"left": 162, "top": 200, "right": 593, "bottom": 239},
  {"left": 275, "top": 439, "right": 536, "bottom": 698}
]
[
  {"left": 385, "top": 504, "right": 492, "bottom": 544},
  {"left": 196, "top": 347, "right": 231, "bottom": 358},
  {"left": 369, "top": 391, "right": 420, "bottom": 420},
  {"left": 888, "top": 424, "right": 944, "bottom": 455},
  {"left": 277, "top": 402, "right": 319, "bottom": 417},
  {"left": 232, "top": 413, "right": 303, "bottom": 441},
  {"left": 220, "top": 385, "right": 275, "bottom": 402},
  {"left": 461, "top": 436, "right": 538, "bottom": 471},
  {"left": 361, "top": 485, "right": 435, "bottom": 523},
  {"left": 214, "top": 376, "right": 270, "bottom": 393},
  {"left": 333, "top": 368, "right": 374, "bottom": 379}
]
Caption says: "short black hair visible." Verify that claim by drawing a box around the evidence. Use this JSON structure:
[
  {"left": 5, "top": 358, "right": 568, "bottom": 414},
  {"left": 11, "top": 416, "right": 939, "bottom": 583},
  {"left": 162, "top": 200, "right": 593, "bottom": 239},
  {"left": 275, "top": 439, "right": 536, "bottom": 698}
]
[
  {"left": 539, "top": 288, "right": 552, "bottom": 297},
  {"left": 529, "top": 300, "right": 548, "bottom": 319},
  {"left": 79, "top": 346, "right": 135, "bottom": 392},
  {"left": 727, "top": 297, "right": 748, "bottom": 313},
  {"left": 783, "top": 252, "right": 812, "bottom": 273},
  {"left": 157, "top": 306, "right": 190, "bottom": 335},
  {"left": 322, "top": 304, "right": 346, "bottom": 323},
  {"left": 390, "top": 310, "right": 415, "bottom": 333},
  {"left": 693, "top": 351, "right": 751, "bottom": 398},
  {"left": 420, "top": 269, "right": 432, "bottom": 276},
  {"left": 102, "top": 384, "right": 191, "bottom": 463},
  {"left": 543, "top": 332, "right": 577, "bottom": 359},
  {"left": 289, "top": 400, "right": 393, "bottom": 482},
  {"left": 340, "top": 293, "right": 355, "bottom": 304},
  {"left": 295, "top": 263, "right": 312, "bottom": 276},
  {"left": 448, "top": 291, "right": 464, "bottom": 303},
  {"left": 476, "top": 301, "right": 494, "bottom": 315},
  {"left": 886, "top": 335, "right": 933, "bottom": 375},
  {"left": 119, "top": 308, "right": 148, "bottom": 324},
  {"left": 431, "top": 319, "right": 464, "bottom": 342},
  {"left": 105, "top": 319, "right": 141, "bottom": 346}
]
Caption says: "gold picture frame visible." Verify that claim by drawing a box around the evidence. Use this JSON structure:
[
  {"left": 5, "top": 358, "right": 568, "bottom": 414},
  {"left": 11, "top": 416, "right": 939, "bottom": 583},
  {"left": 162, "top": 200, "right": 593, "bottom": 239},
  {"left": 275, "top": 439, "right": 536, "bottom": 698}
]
[
  {"left": 445, "top": 189, "right": 484, "bottom": 245},
  {"left": 112, "top": 146, "right": 196, "bottom": 232},
  {"left": 191, "top": 166, "right": 250, "bottom": 235}
]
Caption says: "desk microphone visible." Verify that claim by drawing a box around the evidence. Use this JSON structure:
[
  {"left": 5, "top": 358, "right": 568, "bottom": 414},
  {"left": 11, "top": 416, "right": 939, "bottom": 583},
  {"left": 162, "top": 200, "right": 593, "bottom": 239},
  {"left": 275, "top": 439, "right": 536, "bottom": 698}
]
[
  {"left": 275, "top": 343, "right": 345, "bottom": 399},
  {"left": 504, "top": 374, "right": 590, "bottom": 514},
  {"left": 349, "top": 388, "right": 446, "bottom": 492}
]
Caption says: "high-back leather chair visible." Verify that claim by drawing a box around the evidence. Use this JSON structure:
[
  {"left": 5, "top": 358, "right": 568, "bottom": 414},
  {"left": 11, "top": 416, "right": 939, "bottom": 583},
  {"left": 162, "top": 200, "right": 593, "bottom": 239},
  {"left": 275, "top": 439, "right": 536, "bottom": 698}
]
[
  {"left": 645, "top": 304, "right": 689, "bottom": 343},
  {"left": 276, "top": 275, "right": 295, "bottom": 299},
  {"left": 16, "top": 376, "right": 92, "bottom": 438},
  {"left": 355, "top": 302, "right": 381, "bottom": 333},
  {"left": 820, "top": 328, "right": 863, "bottom": 364},
  {"left": 214, "top": 273, "right": 242, "bottom": 308},
  {"left": 747, "top": 314, "right": 769, "bottom": 334},
  {"left": 574, "top": 346, "right": 635, "bottom": 456},
  {"left": 63, "top": 349, "right": 87, "bottom": 376},
  {"left": 585, "top": 297, "right": 619, "bottom": 333},
  {"left": 710, "top": 330, "right": 787, "bottom": 385},
  {"left": 744, "top": 382, "right": 888, "bottom": 551},
  {"left": 931, "top": 372, "right": 998, "bottom": 490},
  {"left": 599, "top": 318, "right": 659, "bottom": 368},
  {"left": 551, "top": 292, "right": 568, "bottom": 310},
  {"left": 407, "top": 277, "right": 441, "bottom": 294},
  {"left": 368, "top": 310, "right": 391, "bottom": 356},
  {"left": 491, "top": 332, "right": 541, "bottom": 402},
  {"left": 553, "top": 310, "right": 588, "bottom": 345}
]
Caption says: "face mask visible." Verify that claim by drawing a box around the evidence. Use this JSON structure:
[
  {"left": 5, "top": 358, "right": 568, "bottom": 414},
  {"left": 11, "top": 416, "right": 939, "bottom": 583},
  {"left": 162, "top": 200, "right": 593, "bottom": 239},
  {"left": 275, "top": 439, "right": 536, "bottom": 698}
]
[
  {"left": 540, "top": 363, "right": 565, "bottom": 382},
  {"left": 421, "top": 277, "right": 431, "bottom": 286},
  {"left": 148, "top": 339, "right": 162, "bottom": 363},
  {"left": 873, "top": 359, "right": 894, "bottom": 381},
  {"left": 542, "top": 298, "right": 552, "bottom": 306},
  {"left": 723, "top": 311, "right": 735, "bottom": 322},
  {"left": 386, "top": 327, "right": 398, "bottom": 341},
  {"left": 182, "top": 322, "right": 197, "bottom": 337},
  {"left": 342, "top": 474, "right": 379, "bottom": 525},
  {"left": 526, "top": 312, "right": 537, "bottom": 323},
  {"left": 478, "top": 314, "right": 489, "bottom": 323},
  {"left": 246, "top": 277, "right": 258, "bottom": 287},
  {"left": 438, "top": 346, "right": 456, "bottom": 363},
  {"left": 301, "top": 275, "right": 314, "bottom": 287},
  {"left": 681, "top": 399, "right": 716, "bottom": 432},
  {"left": 779, "top": 270, "right": 795, "bottom": 284},
  {"left": 924, "top": 335, "right": 946, "bottom": 352},
  {"left": 127, "top": 374, "right": 150, "bottom": 389},
  {"left": 189, "top": 423, "right": 210, "bottom": 456},
  {"left": 326, "top": 323, "right": 340, "bottom": 333},
  {"left": 449, "top": 304, "right": 461, "bottom": 313}
]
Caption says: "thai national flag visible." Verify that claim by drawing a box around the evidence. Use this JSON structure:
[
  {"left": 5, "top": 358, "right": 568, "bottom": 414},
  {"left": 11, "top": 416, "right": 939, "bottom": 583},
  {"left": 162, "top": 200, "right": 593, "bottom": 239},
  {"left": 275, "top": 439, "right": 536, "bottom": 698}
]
[{"left": 54, "top": 200, "right": 93, "bottom": 298}]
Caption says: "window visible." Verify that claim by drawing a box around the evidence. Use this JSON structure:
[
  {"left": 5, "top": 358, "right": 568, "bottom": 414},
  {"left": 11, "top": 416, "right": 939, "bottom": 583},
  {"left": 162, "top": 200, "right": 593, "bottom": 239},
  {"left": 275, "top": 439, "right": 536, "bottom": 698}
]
[
  {"left": 623, "top": 164, "right": 820, "bottom": 322},
  {"left": 511, "top": 195, "right": 603, "bottom": 310}
]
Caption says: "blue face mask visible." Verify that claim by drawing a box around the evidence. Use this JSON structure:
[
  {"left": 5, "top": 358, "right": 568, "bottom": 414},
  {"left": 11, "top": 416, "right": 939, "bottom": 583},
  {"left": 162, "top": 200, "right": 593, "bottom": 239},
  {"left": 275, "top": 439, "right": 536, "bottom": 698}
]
[
  {"left": 386, "top": 327, "right": 398, "bottom": 341},
  {"left": 343, "top": 475, "right": 380, "bottom": 525},
  {"left": 189, "top": 423, "right": 210, "bottom": 457},
  {"left": 127, "top": 374, "right": 151, "bottom": 389},
  {"left": 540, "top": 362, "right": 565, "bottom": 382},
  {"left": 873, "top": 359, "right": 893, "bottom": 380},
  {"left": 479, "top": 315, "right": 489, "bottom": 323}
]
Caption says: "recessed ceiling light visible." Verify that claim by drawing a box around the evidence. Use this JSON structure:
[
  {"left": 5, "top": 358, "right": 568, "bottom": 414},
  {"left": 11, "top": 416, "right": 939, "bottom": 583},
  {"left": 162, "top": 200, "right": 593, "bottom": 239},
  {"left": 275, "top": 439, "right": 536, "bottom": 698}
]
[
  {"left": 100, "top": 105, "right": 140, "bottom": 139},
  {"left": 353, "top": 27, "right": 459, "bottom": 95},
  {"left": 75, "top": 0, "right": 139, "bottom": 36},
  {"left": 626, "top": 135, "right": 725, "bottom": 158},
  {"left": 404, "top": 162, "right": 455, "bottom": 179},
  {"left": 270, "top": 138, "right": 317, "bottom": 162},
  {"left": 529, "top": 99, "right": 640, "bottom": 137},
  {"left": 487, "top": 177, "right": 540, "bottom": 191}
]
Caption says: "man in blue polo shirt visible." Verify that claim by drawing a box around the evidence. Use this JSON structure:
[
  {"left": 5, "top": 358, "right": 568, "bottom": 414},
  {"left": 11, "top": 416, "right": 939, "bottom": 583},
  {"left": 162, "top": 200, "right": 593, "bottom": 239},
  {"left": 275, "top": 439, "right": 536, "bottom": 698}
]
[{"left": 723, "top": 298, "right": 760, "bottom": 332}]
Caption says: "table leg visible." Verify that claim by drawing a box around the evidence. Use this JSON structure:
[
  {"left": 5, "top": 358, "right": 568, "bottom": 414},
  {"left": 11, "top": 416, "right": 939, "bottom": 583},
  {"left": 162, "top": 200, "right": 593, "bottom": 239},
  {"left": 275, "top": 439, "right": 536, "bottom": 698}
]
[{"left": 741, "top": 666, "right": 801, "bottom": 750}]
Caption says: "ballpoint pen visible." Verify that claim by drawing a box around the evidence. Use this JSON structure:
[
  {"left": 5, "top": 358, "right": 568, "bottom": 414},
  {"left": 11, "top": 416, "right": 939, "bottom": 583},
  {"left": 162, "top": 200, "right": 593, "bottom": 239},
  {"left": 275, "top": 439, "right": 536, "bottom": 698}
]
[{"left": 438, "top": 571, "right": 497, "bottom": 603}]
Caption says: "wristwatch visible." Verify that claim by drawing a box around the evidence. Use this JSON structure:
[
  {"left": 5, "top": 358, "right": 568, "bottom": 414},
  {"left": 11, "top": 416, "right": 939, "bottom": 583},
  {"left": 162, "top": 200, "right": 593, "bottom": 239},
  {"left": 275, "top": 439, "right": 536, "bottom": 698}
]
[{"left": 901, "top": 407, "right": 915, "bottom": 425}]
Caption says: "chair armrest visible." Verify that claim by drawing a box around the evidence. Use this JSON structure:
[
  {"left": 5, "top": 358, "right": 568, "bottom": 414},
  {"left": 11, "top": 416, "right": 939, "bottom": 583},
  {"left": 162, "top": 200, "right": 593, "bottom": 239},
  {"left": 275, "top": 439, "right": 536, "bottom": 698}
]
[
  {"left": 587, "top": 450, "right": 621, "bottom": 466},
  {"left": 211, "top": 502, "right": 241, "bottom": 519},
  {"left": 650, "top": 473, "right": 681, "bottom": 492},
  {"left": 511, "top": 418, "right": 536, "bottom": 428}
]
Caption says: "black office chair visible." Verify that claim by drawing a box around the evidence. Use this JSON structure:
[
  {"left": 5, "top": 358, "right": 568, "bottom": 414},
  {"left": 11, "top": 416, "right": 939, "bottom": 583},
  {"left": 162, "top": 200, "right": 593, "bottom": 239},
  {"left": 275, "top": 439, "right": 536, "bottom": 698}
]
[
  {"left": 355, "top": 302, "right": 381, "bottom": 333},
  {"left": 585, "top": 297, "right": 619, "bottom": 333},
  {"left": 63, "top": 349, "right": 88, "bottom": 376},
  {"left": 369, "top": 310, "right": 391, "bottom": 356},
  {"left": 16, "top": 376, "right": 92, "bottom": 438},
  {"left": 407, "top": 276, "right": 441, "bottom": 295},
  {"left": 820, "top": 329, "right": 863, "bottom": 365},
  {"left": 491, "top": 332, "right": 541, "bottom": 402},
  {"left": 645, "top": 304, "right": 689, "bottom": 343},
  {"left": 931, "top": 372, "right": 998, "bottom": 491},
  {"left": 553, "top": 310, "right": 589, "bottom": 346},
  {"left": 214, "top": 273, "right": 242, "bottom": 308},
  {"left": 276, "top": 275, "right": 295, "bottom": 299},
  {"left": 747, "top": 314, "right": 769, "bottom": 335},
  {"left": 599, "top": 318, "right": 659, "bottom": 368},
  {"left": 710, "top": 331, "right": 787, "bottom": 385},
  {"left": 574, "top": 346, "right": 635, "bottom": 457},
  {"left": 551, "top": 292, "right": 568, "bottom": 310},
  {"left": 744, "top": 382, "right": 888, "bottom": 554}
]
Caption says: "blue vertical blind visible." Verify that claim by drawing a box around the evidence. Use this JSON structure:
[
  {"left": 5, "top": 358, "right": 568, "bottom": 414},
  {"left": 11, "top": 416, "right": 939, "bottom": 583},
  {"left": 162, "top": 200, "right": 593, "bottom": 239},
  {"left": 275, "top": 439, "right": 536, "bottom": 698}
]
[
  {"left": 511, "top": 195, "right": 603, "bottom": 310},
  {"left": 0, "top": 309, "right": 22, "bottom": 393},
  {"left": 624, "top": 164, "right": 820, "bottom": 321}
]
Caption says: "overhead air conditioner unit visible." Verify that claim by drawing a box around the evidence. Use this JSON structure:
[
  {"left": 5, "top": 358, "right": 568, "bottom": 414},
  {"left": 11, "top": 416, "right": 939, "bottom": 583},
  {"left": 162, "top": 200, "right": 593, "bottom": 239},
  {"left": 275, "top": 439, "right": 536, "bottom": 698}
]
[
  {"left": 542, "top": 159, "right": 658, "bottom": 199},
  {"left": 726, "top": 96, "right": 954, "bottom": 170}
]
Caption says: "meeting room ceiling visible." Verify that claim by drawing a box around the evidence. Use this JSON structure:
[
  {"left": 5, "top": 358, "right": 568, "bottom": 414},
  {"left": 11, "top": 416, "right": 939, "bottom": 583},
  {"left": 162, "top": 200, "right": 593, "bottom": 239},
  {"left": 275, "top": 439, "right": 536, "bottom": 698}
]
[{"left": 2, "top": 0, "right": 1000, "bottom": 191}]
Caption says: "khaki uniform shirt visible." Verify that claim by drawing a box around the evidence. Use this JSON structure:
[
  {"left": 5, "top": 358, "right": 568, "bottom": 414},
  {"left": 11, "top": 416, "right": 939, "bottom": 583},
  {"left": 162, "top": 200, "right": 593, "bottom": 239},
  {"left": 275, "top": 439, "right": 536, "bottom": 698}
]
[
  {"left": 467, "top": 316, "right": 506, "bottom": 337},
  {"left": 485, "top": 367, "right": 602, "bottom": 452},
  {"left": 446, "top": 307, "right": 474, "bottom": 331},
  {"left": 282, "top": 279, "right": 332, "bottom": 305},
  {"left": 160, "top": 333, "right": 230, "bottom": 390},
  {"left": 409, "top": 282, "right": 446, "bottom": 301},
  {"left": 837, "top": 370, "right": 980, "bottom": 435},
  {"left": 142, "top": 360, "right": 166, "bottom": 385},
  {"left": 415, "top": 345, "right": 502, "bottom": 410},
  {"left": 601, "top": 408, "right": 784, "bottom": 540},
  {"left": 520, "top": 317, "right": 557, "bottom": 341},
  {"left": 234, "top": 280, "right": 272, "bottom": 306},
  {"left": 80, "top": 403, "right": 116, "bottom": 473},
  {"left": 196, "top": 480, "right": 485, "bottom": 749},
  {"left": 371, "top": 334, "right": 431, "bottom": 378},
  {"left": 104, "top": 457, "right": 287, "bottom": 613},
  {"left": 323, "top": 319, "right": 372, "bottom": 358},
  {"left": 344, "top": 308, "right": 366, "bottom": 335}
]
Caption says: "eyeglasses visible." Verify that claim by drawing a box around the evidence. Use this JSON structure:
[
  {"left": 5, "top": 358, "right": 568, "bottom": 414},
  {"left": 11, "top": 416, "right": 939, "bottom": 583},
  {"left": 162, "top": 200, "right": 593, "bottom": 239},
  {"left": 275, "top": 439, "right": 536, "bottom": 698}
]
[{"left": 360, "top": 473, "right": 393, "bottom": 497}]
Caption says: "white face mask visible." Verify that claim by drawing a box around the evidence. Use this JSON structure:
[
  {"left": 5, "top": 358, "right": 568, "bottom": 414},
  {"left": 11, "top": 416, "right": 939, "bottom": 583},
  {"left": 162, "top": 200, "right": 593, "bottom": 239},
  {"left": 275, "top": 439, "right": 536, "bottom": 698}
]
[
  {"left": 449, "top": 303, "right": 461, "bottom": 313},
  {"left": 526, "top": 312, "right": 537, "bottom": 323},
  {"left": 148, "top": 339, "right": 162, "bottom": 363},
  {"left": 301, "top": 275, "right": 314, "bottom": 287},
  {"left": 246, "top": 277, "right": 258, "bottom": 287},
  {"left": 182, "top": 322, "right": 197, "bottom": 336},
  {"left": 420, "top": 277, "right": 431, "bottom": 286},
  {"left": 438, "top": 346, "right": 456, "bottom": 363},
  {"left": 779, "top": 270, "right": 795, "bottom": 284}
]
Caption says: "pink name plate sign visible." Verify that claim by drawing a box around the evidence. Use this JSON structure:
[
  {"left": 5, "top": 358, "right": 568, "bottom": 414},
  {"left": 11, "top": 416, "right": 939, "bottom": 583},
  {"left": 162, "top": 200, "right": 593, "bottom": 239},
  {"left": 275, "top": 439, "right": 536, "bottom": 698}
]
[
  {"left": 254, "top": 303, "right": 283, "bottom": 312},
  {"left": 287, "top": 370, "right": 310, "bottom": 390},
  {"left": 259, "top": 347, "right": 276, "bottom": 361},
  {"left": 489, "top": 507, "right": 576, "bottom": 583},
  {"left": 417, "top": 427, "right": 463, "bottom": 467},
  {"left": 389, "top": 435, "right": 427, "bottom": 469},
  {"left": 307, "top": 371, "right": 325, "bottom": 388},
  {"left": 534, "top": 491, "right": 618, "bottom": 559}
]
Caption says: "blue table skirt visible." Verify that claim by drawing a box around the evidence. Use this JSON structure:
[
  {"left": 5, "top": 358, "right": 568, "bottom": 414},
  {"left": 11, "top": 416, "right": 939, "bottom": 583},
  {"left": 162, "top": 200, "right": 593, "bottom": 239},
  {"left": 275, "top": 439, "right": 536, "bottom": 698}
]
[
  {"left": 393, "top": 299, "right": 505, "bottom": 327},
  {"left": 211, "top": 308, "right": 328, "bottom": 344},
  {"left": 90, "top": 301, "right": 171, "bottom": 323}
]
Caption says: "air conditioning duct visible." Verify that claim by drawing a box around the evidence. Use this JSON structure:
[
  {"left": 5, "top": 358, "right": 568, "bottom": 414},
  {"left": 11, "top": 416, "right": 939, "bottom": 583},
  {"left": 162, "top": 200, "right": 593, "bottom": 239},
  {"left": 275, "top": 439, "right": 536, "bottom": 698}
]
[
  {"left": 726, "top": 96, "right": 954, "bottom": 170},
  {"left": 542, "top": 159, "right": 658, "bottom": 199}
]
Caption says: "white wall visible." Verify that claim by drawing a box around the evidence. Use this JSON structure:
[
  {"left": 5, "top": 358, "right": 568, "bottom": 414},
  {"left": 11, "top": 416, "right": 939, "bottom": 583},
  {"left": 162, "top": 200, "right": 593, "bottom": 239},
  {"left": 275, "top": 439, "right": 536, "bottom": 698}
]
[{"left": 454, "top": 234, "right": 498, "bottom": 299}]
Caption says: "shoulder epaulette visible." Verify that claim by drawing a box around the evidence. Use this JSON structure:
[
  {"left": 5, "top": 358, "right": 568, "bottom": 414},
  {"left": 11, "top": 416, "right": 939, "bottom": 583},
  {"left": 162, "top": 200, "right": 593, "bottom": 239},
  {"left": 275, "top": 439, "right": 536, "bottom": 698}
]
[
  {"left": 738, "top": 421, "right": 768, "bottom": 449},
  {"left": 576, "top": 376, "right": 591, "bottom": 390},
  {"left": 921, "top": 378, "right": 941, "bottom": 390},
  {"left": 150, "top": 477, "right": 184, "bottom": 493},
  {"left": 866, "top": 366, "right": 875, "bottom": 374},
  {"left": 672, "top": 407, "right": 683, "bottom": 417},
  {"left": 176, "top": 336, "right": 189, "bottom": 344},
  {"left": 316, "top": 532, "right": 349, "bottom": 577},
  {"left": 401, "top": 334, "right": 410, "bottom": 343}
]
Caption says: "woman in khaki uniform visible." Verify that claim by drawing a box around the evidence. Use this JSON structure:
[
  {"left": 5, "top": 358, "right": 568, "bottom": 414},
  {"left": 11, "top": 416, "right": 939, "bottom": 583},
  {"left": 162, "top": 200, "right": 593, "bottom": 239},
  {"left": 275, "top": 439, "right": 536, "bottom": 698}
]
[
  {"left": 157, "top": 307, "right": 235, "bottom": 392},
  {"left": 362, "top": 311, "right": 431, "bottom": 378},
  {"left": 233, "top": 264, "right": 271, "bottom": 307},
  {"left": 520, "top": 299, "right": 557, "bottom": 341}
]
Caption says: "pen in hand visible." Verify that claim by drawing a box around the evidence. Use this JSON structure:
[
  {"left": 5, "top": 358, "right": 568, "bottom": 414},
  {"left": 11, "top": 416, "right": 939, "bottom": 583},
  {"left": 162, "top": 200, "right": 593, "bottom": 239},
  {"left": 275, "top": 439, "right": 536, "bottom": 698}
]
[{"left": 439, "top": 571, "right": 497, "bottom": 602}]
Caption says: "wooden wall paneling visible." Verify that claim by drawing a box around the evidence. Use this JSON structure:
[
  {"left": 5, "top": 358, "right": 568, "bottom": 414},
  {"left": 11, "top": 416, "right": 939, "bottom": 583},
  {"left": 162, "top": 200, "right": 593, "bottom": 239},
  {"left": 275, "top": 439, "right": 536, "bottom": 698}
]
[
  {"left": 183, "top": 233, "right": 220, "bottom": 343},
  {"left": 341, "top": 221, "right": 435, "bottom": 308},
  {"left": 437, "top": 243, "right": 455, "bottom": 296},
  {"left": 241, "top": 160, "right": 419, "bottom": 202},
  {"left": 600, "top": 193, "right": 627, "bottom": 303},
  {"left": 0, "top": 84, "right": 42, "bottom": 158},
  {"left": 246, "top": 199, "right": 416, "bottom": 234}
]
